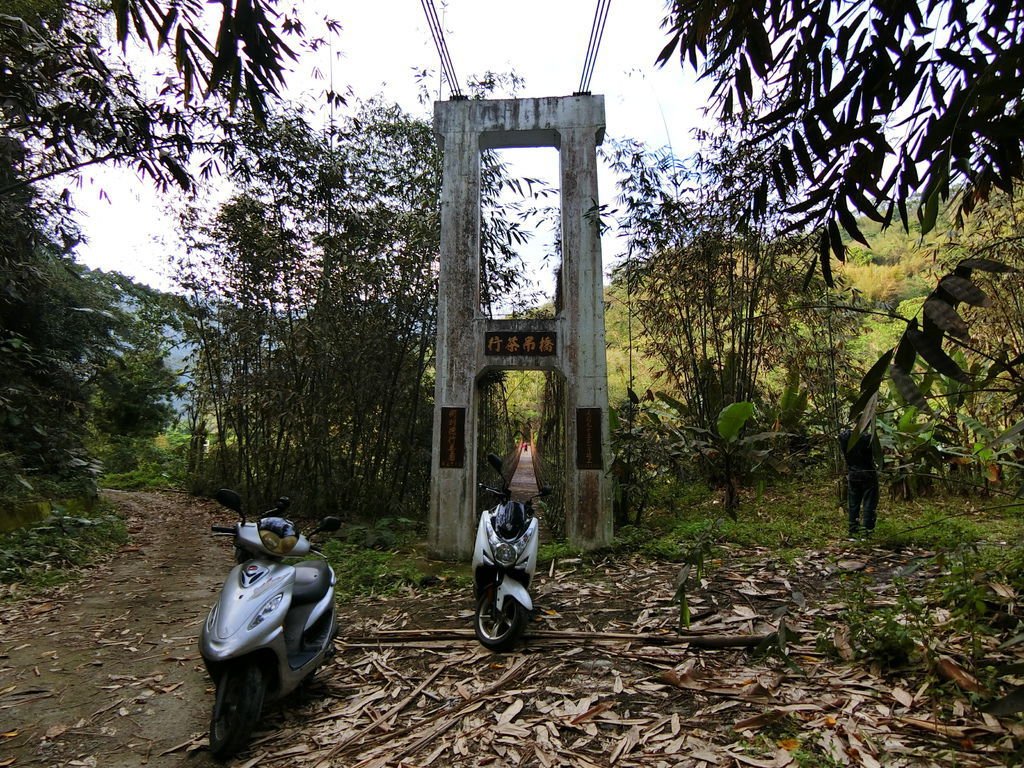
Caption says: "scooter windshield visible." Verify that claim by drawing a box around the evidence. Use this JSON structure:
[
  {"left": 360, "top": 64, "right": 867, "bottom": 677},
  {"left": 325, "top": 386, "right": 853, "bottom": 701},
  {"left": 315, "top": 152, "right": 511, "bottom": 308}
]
[{"left": 494, "top": 502, "right": 529, "bottom": 541}]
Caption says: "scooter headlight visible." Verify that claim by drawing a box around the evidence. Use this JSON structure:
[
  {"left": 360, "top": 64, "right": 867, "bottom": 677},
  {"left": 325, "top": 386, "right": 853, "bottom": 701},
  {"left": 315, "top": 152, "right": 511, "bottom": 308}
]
[
  {"left": 494, "top": 542, "right": 517, "bottom": 567},
  {"left": 248, "top": 592, "right": 284, "bottom": 630}
]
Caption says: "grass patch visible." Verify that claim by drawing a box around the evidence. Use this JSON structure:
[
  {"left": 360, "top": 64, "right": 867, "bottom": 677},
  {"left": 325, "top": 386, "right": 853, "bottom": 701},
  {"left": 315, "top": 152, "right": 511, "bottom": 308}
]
[
  {"left": 538, "top": 540, "right": 582, "bottom": 564},
  {"left": 870, "top": 497, "right": 1019, "bottom": 550},
  {"left": 319, "top": 540, "right": 470, "bottom": 599},
  {"left": 321, "top": 541, "right": 420, "bottom": 598},
  {"left": 0, "top": 500, "right": 127, "bottom": 592},
  {"left": 611, "top": 525, "right": 686, "bottom": 559},
  {"left": 606, "top": 476, "right": 1024, "bottom": 556}
]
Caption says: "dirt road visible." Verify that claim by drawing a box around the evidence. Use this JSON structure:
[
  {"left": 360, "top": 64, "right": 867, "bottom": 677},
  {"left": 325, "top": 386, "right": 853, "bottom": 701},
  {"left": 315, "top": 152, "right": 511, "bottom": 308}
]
[{"left": 0, "top": 490, "right": 226, "bottom": 768}]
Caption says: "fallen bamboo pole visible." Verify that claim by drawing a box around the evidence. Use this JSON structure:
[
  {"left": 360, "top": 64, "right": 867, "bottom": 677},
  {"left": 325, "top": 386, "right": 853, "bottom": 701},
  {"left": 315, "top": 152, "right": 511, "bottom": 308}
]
[{"left": 339, "top": 627, "right": 772, "bottom": 649}]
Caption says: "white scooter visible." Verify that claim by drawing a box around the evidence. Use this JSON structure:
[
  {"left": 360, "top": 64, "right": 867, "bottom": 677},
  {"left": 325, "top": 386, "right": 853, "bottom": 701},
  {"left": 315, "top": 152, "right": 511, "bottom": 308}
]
[
  {"left": 200, "top": 489, "right": 341, "bottom": 758},
  {"left": 472, "top": 453, "right": 549, "bottom": 651}
]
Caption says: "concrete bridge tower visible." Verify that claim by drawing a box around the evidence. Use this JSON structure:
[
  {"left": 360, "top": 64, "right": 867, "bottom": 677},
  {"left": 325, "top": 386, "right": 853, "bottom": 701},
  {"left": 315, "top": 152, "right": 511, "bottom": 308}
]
[{"left": 429, "top": 95, "right": 613, "bottom": 559}]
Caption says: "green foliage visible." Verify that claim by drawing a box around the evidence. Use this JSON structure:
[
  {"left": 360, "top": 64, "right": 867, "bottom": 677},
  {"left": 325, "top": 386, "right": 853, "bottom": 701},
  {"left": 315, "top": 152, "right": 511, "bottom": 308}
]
[
  {"left": 605, "top": 135, "right": 847, "bottom": 514},
  {"left": 837, "top": 577, "right": 923, "bottom": 668},
  {"left": 179, "top": 101, "right": 441, "bottom": 519},
  {"left": 659, "top": 0, "right": 1024, "bottom": 267},
  {"left": 607, "top": 134, "right": 807, "bottom": 432},
  {"left": 98, "top": 430, "right": 191, "bottom": 490},
  {"left": 108, "top": 0, "right": 307, "bottom": 125},
  {"left": 0, "top": 502, "right": 126, "bottom": 590},
  {"left": 340, "top": 517, "right": 420, "bottom": 551},
  {"left": 657, "top": 1, "right": 1023, "bottom": 441},
  {"left": 1, "top": 0, "right": 282, "bottom": 199},
  {"left": 1, "top": 243, "right": 112, "bottom": 495},
  {"left": 640, "top": 395, "right": 783, "bottom": 514},
  {"left": 938, "top": 549, "right": 991, "bottom": 633},
  {"left": 771, "top": 369, "right": 808, "bottom": 434},
  {"left": 320, "top": 540, "right": 425, "bottom": 599},
  {"left": 603, "top": 281, "right": 657, "bottom": 409},
  {"left": 2, "top": 3, "right": 203, "bottom": 505},
  {"left": 717, "top": 401, "right": 755, "bottom": 442},
  {"left": 875, "top": 407, "right": 944, "bottom": 500},
  {"left": 89, "top": 281, "right": 182, "bottom": 440},
  {"left": 537, "top": 540, "right": 581, "bottom": 564},
  {"left": 828, "top": 541, "right": 1024, "bottom": 680},
  {"left": 0, "top": 249, "right": 185, "bottom": 501},
  {"left": 618, "top": 468, "right": 1018, "bottom": 558},
  {"left": 611, "top": 525, "right": 685, "bottom": 560},
  {"left": 609, "top": 395, "right": 681, "bottom": 528}
]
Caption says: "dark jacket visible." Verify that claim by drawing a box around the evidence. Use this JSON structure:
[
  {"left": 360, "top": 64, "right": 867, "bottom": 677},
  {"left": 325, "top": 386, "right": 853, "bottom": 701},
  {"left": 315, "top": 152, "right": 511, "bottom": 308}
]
[{"left": 839, "top": 428, "right": 875, "bottom": 472}]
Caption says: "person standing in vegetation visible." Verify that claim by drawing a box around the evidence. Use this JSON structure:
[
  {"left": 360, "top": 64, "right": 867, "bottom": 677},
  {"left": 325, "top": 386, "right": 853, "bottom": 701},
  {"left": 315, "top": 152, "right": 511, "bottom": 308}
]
[{"left": 839, "top": 427, "right": 879, "bottom": 537}]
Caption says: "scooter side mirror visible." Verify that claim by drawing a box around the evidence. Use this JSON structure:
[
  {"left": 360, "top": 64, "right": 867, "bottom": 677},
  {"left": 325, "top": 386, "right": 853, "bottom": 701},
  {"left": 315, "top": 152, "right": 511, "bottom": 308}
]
[
  {"left": 315, "top": 516, "right": 342, "bottom": 535},
  {"left": 487, "top": 453, "right": 504, "bottom": 474},
  {"left": 215, "top": 488, "right": 243, "bottom": 515}
]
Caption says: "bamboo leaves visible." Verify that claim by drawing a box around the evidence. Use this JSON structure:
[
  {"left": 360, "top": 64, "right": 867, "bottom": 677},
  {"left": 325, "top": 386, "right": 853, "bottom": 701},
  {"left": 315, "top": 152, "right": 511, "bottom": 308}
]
[
  {"left": 179, "top": 104, "right": 441, "bottom": 518},
  {"left": 657, "top": 0, "right": 1024, "bottom": 286},
  {"left": 923, "top": 298, "right": 969, "bottom": 339},
  {"left": 850, "top": 257, "right": 1012, "bottom": 427},
  {"left": 905, "top": 325, "right": 969, "bottom": 382},
  {"left": 938, "top": 275, "right": 992, "bottom": 307}
]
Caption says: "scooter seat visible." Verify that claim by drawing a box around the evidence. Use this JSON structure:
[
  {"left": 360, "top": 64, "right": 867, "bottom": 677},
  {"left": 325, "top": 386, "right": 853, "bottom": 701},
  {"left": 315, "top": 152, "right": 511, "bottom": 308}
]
[{"left": 292, "top": 560, "right": 332, "bottom": 605}]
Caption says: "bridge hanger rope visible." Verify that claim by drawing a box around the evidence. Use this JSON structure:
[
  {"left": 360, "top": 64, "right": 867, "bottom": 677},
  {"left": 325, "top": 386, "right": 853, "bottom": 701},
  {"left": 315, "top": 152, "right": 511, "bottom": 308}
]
[
  {"left": 420, "top": 0, "right": 465, "bottom": 99},
  {"left": 577, "top": 0, "right": 611, "bottom": 95},
  {"left": 421, "top": 1, "right": 611, "bottom": 99}
]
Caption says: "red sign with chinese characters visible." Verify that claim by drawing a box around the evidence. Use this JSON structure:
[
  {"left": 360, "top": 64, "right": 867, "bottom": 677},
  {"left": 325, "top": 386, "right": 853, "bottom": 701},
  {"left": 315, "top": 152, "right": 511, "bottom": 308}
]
[
  {"left": 439, "top": 407, "right": 466, "bottom": 468},
  {"left": 576, "top": 408, "right": 603, "bottom": 469}
]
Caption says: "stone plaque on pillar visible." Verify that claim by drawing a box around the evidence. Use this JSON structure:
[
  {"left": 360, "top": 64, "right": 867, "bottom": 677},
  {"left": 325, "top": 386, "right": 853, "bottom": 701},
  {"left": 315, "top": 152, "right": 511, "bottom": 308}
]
[
  {"left": 575, "top": 408, "right": 603, "bottom": 469},
  {"left": 484, "top": 331, "right": 557, "bottom": 357},
  {"left": 439, "top": 407, "right": 465, "bottom": 468}
]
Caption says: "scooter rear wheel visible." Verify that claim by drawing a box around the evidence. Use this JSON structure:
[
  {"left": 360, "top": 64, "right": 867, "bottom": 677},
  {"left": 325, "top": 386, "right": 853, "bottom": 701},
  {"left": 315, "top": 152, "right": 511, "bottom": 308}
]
[
  {"left": 209, "top": 661, "right": 265, "bottom": 759},
  {"left": 474, "top": 588, "right": 526, "bottom": 651}
]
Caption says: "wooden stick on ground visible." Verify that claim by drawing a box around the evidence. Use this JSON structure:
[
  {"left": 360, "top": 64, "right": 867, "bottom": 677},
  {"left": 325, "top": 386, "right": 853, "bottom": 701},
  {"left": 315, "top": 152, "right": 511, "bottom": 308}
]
[{"left": 340, "top": 627, "right": 773, "bottom": 649}]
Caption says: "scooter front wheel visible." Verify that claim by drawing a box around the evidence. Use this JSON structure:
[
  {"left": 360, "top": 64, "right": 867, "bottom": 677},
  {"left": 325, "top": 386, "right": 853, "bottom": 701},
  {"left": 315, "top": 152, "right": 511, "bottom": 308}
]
[
  {"left": 209, "top": 661, "right": 265, "bottom": 759},
  {"left": 474, "top": 587, "right": 526, "bottom": 651}
]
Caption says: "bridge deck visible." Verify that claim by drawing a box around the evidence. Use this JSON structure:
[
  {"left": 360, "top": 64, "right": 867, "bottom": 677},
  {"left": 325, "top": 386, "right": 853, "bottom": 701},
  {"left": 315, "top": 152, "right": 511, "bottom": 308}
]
[{"left": 509, "top": 445, "right": 539, "bottom": 501}]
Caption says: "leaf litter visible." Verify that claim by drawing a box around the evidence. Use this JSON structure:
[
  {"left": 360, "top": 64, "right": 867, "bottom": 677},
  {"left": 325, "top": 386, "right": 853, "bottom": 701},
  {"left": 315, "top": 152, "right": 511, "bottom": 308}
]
[
  {"left": 3, "top": 491, "right": 1021, "bottom": 767},
  {"left": 232, "top": 543, "right": 1022, "bottom": 767}
]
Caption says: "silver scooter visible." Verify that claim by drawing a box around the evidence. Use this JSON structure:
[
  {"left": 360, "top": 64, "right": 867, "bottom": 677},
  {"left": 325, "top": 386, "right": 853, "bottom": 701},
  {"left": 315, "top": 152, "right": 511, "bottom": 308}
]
[
  {"left": 472, "top": 453, "right": 549, "bottom": 651},
  {"left": 200, "top": 489, "right": 341, "bottom": 758}
]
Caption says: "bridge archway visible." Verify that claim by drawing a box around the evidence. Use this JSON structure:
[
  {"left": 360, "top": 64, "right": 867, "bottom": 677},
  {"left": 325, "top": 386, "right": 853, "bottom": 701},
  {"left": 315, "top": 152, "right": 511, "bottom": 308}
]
[
  {"left": 429, "top": 96, "right": 613, "bottom": 559},
  {"left": 474, "top": 368, "right": 566, "bottom": 532}
]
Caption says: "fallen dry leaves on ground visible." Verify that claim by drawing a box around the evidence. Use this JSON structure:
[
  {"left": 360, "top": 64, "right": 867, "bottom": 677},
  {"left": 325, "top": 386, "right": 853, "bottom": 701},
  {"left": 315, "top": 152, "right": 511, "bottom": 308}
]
[{"left": 196, "top": 544, "right": 1023, "bottom": 767}]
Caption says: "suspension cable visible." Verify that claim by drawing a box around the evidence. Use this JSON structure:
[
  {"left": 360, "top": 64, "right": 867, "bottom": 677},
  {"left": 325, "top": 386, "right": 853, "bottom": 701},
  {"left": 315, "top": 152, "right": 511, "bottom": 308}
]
[
  {"left": 577, "top": 0, "right": 611, "bottom": 95},
  {"left": 420, "top": 0, "right": 465, "bottom": 99}
]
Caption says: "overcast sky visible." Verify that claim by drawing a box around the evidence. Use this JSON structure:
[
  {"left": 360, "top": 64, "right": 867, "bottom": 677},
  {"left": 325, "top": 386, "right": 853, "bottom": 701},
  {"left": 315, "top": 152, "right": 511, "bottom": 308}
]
[{"left": 72, "top": 1, "right": 709, "bottom": 293}]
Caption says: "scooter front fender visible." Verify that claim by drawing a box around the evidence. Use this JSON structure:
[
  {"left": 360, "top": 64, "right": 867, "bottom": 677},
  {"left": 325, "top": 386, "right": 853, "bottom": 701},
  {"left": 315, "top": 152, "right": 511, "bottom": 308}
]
[{"left": 496, "top": 578, "right": 532, "bottom": 613}]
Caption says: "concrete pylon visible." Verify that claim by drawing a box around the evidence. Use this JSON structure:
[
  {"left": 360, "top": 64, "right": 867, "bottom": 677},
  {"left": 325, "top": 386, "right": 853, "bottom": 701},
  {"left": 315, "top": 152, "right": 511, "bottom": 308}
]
[{"left": 428, "top": 95, "right": 612, "bottom": 559}]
